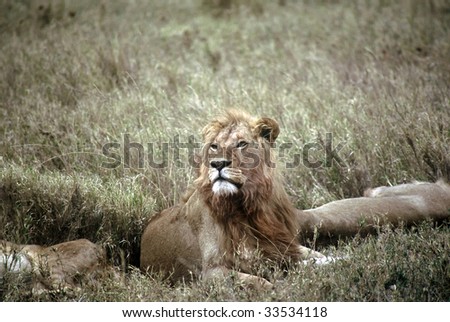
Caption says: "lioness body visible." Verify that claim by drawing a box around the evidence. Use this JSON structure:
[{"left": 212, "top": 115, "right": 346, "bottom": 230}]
[
  {"left": 0, "top": 239, "right": 109, "bottom": 292},
  {"left": 140, "top": 109, "right": 450, "bottom": 286},
  {"left": 299, "top": 180, "right": 450, "bottom": 244}
]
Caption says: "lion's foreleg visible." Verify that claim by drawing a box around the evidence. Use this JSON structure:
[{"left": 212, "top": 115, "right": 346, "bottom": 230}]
[
  {"left": 298, "top": 245, "right": 325, "bottom": 259},
  {"left": 297, "top": 245, "right": 342, "bottom": 265},
  {"left": 202, "top": 266, "right": 273, "bottom": 290}
]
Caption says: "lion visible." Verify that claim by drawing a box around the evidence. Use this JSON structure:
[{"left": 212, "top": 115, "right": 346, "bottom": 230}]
[
  {"left": 140, "top": 109, "right": 450, "bottom": 287},
  {"left": 298, "top": 180, "right": 450, "bottom": 245},
  {"left": 0, "top": 239, "right": 110, "bottom": 294}
]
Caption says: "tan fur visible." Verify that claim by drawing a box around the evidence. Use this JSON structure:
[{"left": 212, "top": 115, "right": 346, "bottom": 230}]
[
  {"left": 299, "top": 180, "right": 450, "bottom": 244},
  {"left": 140, "top": 109, "right": 450, "bottom": 287},
  {"left": 0, "top": 239, "right": 111, "bottom": 293}
]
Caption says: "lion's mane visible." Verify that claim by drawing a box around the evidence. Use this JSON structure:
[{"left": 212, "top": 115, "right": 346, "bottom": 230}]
[{"left": 195, "top": 110, "right": 301, "bottom": 267}]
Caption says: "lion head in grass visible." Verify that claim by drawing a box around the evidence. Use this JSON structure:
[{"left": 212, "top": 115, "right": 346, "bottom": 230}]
[{"left": 194, "top": 109, "right": 302, "bottom": 265}]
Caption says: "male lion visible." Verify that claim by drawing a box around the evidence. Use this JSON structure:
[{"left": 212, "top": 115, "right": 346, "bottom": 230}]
[{"left": 140, "top": 109, "right": 450, "bottom": 287}]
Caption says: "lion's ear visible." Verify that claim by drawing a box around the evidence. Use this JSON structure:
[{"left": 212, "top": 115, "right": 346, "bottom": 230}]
[{"left": 254, "top": 118, "right": 280, "bottom": 144}]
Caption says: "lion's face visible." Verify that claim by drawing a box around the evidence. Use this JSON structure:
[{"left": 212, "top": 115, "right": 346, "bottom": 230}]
[
  {"left": 196, "top": 110, "right": 279, "bottom": 198},
  {"left": 206, "top": 121, "right": 253, "bottom": 196}
]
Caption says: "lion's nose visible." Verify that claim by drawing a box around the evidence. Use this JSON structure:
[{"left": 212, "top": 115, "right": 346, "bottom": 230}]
[{"left": 210, "top": 160, "right": 232, "bottom": 171}]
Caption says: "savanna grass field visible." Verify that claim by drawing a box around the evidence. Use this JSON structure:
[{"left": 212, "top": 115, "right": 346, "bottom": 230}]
[{"left": 1, "top": 0, "right": 449, "bottom": 301}]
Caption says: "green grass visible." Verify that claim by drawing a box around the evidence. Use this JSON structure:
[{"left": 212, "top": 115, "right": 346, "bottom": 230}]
[{"left": 1, "top": 0, "right": 449, "bottom": 301}]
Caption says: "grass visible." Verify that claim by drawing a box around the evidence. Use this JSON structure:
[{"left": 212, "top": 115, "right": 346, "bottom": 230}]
[{"left": 1, "top": 0, "right": 449, "bottom": 301}]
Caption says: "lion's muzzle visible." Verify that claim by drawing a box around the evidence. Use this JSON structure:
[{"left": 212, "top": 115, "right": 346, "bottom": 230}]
[{"left": 208, "top": 159, "right": 246, "bottom": 195}]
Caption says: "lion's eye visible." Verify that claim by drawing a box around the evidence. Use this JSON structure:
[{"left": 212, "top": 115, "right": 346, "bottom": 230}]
[
  {"left": 236, "top": 141, "right": 248, "bottom": 149},
  {"left": 210, "top": 143, "right": 218, "bottom": 152}
]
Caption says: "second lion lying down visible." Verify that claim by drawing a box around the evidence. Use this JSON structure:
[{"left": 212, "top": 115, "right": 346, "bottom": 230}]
[{"left": 140, "top": 110, "right": 450, "bottom": 286}]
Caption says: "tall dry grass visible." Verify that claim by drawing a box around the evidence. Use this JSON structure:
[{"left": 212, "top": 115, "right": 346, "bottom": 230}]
[{"left": 1, "top": 0, "right": 449, "bottom": 301}]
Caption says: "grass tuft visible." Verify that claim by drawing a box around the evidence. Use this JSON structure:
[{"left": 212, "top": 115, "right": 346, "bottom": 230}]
[{"left": 1, "top": 0, "right": 449, "bottom": 301}]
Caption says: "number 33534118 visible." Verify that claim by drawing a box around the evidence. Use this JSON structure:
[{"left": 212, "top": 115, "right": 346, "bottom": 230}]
[{"left": 264, "top": 306, "right": 328, "bottom": 318}]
